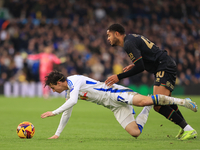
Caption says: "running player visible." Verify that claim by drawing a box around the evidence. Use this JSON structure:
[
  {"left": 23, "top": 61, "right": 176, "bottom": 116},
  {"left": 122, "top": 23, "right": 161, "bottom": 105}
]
[
  {"left": 41, "top": 71, "right": 197, "bottom": 140},
  {"left": 105, "top": 24, "right": 197, "bottom": 140}
]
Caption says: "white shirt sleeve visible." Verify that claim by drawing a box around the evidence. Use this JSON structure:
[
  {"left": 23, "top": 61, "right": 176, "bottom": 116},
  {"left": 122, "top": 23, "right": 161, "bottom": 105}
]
[
  {"left": 55, "top": 107, "right": 73, "bottom": 136},
  {"left": 52, "top": 84, "right": 80, "bottom": 115},
  {"left": 51, "top": 75, "right": 83, "bottom": 136}
]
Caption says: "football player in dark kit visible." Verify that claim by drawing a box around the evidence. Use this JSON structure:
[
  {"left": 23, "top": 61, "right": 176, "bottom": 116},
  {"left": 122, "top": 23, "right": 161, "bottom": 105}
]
[{"left": 105, "top": 24, "right": 197, "bottom": 140}]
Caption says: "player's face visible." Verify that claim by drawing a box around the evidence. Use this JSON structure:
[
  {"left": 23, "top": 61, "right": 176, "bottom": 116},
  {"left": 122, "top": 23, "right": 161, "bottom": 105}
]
[
  {"left": 45, "top": 46, "right": 53, "bottom": 53},
  {"left": 50, "top": 82, "right": 65, "bottom": 93},
  {"left": 107, "top": 30, "right": 120, "bottom": 46}
]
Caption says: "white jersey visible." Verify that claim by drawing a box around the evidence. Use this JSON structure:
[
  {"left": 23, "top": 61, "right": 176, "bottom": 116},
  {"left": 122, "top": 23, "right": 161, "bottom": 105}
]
[{"left": 52, "top": 75, "right": 137, "bottom": 136}]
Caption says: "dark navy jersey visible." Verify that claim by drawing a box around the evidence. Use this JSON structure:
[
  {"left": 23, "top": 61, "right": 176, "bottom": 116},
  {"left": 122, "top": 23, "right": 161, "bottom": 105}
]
[{"left": 124, "top": 34, "right": 168, "bottom": 73}]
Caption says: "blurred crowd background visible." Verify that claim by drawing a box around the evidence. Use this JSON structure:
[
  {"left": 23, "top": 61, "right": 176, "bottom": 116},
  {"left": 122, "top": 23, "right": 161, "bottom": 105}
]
[{"left": 0, "top": 0, "right": 200, "bottom": 87}]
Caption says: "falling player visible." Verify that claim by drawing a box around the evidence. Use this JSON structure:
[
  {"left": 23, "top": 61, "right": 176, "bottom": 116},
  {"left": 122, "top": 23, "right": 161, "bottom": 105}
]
[{"left": 41, "top": 71, "right": 197, "bottom": 140}]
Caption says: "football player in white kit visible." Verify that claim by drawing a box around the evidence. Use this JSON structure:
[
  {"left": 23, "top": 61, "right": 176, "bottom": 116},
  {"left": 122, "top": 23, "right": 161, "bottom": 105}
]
[{"left": 41, "top": 71, "right": 197, "bottom": 139}]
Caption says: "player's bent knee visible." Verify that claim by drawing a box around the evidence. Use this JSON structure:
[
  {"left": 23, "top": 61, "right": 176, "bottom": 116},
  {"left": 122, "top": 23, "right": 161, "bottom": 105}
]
[
  {"left": 154, "top": 105, "right": 161, "bottom": 112},
  {"left": 126, "top": 128, "right": 141, "bottom": 137},
  {"left": 129, "top": 130, "right": 140, "bottom": 137},
  {"left": 125, "top": 121, "right": 141, "bottom": 137}
]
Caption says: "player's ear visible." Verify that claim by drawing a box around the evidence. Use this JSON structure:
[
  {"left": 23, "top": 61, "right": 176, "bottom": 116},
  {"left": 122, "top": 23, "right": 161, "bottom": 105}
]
[
  {"left": 114, "top": 31, "right": 118, "bottom": 36},
  {"left": 115, "top": 31, "right": 120, "bottom": 37}
]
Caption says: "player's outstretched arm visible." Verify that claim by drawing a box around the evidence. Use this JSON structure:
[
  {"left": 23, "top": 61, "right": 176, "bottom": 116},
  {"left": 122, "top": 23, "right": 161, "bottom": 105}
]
[
  {"left": 41, "top": 111, "right": 55, "bottom": 118},
  {"left": 48, "top": 135, "right": 59, "bottom": 139}
]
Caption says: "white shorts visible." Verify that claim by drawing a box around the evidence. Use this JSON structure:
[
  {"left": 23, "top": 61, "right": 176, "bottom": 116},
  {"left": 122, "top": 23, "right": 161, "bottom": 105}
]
[
  {"left": 114, "top": 105, "right": 136, "bottom": 129},
  {"left": 110, "top": 91, "right": 138, "bottom": 129}
]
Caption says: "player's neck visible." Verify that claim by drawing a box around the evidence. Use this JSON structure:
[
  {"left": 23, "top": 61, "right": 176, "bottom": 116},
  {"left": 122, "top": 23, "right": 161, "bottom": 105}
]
[
  {"left": 64, "top": 81, "right": 69, "bottom": 90},
  {"left": 118, "top": 34, "right": 126, "bottom": 47}
]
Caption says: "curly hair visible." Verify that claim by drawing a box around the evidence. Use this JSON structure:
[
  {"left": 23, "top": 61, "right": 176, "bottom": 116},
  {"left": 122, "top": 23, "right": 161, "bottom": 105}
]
[
  {"left": 44, "top": 71, "right": 66, "bottom": 87},
  {"left": 107, "top": 24, "right": 125, "bottom": 35}
]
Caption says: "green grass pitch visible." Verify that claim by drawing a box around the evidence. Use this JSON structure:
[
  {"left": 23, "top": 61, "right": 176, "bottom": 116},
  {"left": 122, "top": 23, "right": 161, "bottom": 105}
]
[{"left": 0, "top": 95, "right": 199, "bottom": 150}]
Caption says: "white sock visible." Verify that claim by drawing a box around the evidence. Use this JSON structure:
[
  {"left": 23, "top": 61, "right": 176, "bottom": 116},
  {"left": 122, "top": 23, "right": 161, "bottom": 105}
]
[
  {"left": 155, "top": 95, "right": 185, "bottom": 106},
  {"left": 183, "top": 125, "right": 194, "bottom": 131},
  {"left": 136, "top": 105, "right": 152, "bottom": 128}
]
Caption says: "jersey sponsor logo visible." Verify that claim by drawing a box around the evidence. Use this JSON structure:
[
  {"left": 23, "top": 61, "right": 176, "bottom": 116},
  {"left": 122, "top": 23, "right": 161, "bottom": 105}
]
[
  {"left": 128, "top": 53, "right": 135, "bottom": 61},
  {"left": 156, "top": 77, "right": 160, "bottom": 83},
  {"left": 93, "top": 88, "right": 133, "bottom": 93},
  {"left": 80, "top": 92, "right": 88, "bottom": 100},
  {"left": 166, "top": 81, "right": 174, "bottom": 90}
]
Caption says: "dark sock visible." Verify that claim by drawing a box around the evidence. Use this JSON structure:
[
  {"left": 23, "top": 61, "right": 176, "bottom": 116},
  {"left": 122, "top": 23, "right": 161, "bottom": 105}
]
[
  {"left": 170, "top": 105, "right": 185, "bottom": 120},
  {"left": 158, "top": 105, "right": 187, "bottom": 128}
]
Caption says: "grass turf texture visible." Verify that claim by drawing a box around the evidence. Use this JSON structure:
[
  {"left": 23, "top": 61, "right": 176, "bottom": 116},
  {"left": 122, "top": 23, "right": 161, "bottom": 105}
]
[{"left": 0, "top": 95, "right": 199, "bottom": 150}]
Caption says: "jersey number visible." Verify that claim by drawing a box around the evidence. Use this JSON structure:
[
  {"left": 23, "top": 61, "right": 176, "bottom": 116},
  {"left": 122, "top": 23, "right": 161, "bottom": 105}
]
[
  {"left": 117, "top": 96, "right": 128, "bottom": 104},
  {"left": 141, "top": 36, "right": 154, "bottom": 49}
]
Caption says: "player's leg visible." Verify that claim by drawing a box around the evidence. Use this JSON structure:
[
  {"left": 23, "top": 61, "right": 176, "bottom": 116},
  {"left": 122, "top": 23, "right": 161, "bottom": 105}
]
[
  {"left": 154, "top": 70, "right": 197, "bottom": 139},
  {"left": 168, "top": 93, "right": 186, "bottom": 120},
  {"left": 114, "top": 108, "right": 140, "bottom": 137},
  {"left": 153, "top": 86, "right": 197, "bottom": 140},
  {"left": 153, "top": 83, "right": 194, "bottom": 119},
  {"left": 114, "top": 104, "right": 151, "bottom": 138},
  {"left": 153, "top": 86, "right": 188, "bottom": 138},
  {"left": 174, "top": 94, "right": 197, "bottom": 140},
  {"left": 153, "top": 86, "right": 188, "bottom": 125},
  {"left": 168, "top": 93, "right": 187, "bottom": 138},
  {"left": 130, "top": 94, "right": 153, "bottom": 106},
  {"left": 124, "top": 106, "right": 152, "bottom": 137},
  {"left": 154, "top": 58, "right": 186, "bottom": 115},
  {"left": 130, "top": 93, "right": 197, "bottom": 111},
  {"left": 151, "top": 95, "right": 197, "bottom": 112},
  {"left": 124, "top": 120, "right": 141, "bottom": 137}
]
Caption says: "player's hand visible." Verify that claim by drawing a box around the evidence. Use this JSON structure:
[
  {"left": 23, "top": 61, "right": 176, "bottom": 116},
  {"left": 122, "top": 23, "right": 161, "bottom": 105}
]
[
  {"left": 105, "top": 75, "right": 119, "bottom": 86},
  {"left": 41, "top": 111, "right": 55, "bottom": 118},
  {"left": 48, "top": 135, "right": 59, "bottom": 139},
  {"left": 123, "top": 64, "right": 135, "bottom": 72}
]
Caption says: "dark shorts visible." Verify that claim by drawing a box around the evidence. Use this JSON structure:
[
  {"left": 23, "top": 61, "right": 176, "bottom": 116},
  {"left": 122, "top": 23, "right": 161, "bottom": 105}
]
[
  {"left": 154, "top": 56, "right": 177, "bottom": 92},
  {"left": 154, "top": 71, "right": 176, "bottom": 92}
]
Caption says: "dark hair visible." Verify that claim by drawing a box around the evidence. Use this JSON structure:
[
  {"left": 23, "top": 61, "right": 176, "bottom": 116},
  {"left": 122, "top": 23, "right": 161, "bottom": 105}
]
[
  {"left": 44, "top": 71, "right": 66, "bottom": 87},
  {"left": 107, "top": 24, "right": 125, "bottom": 35}
]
